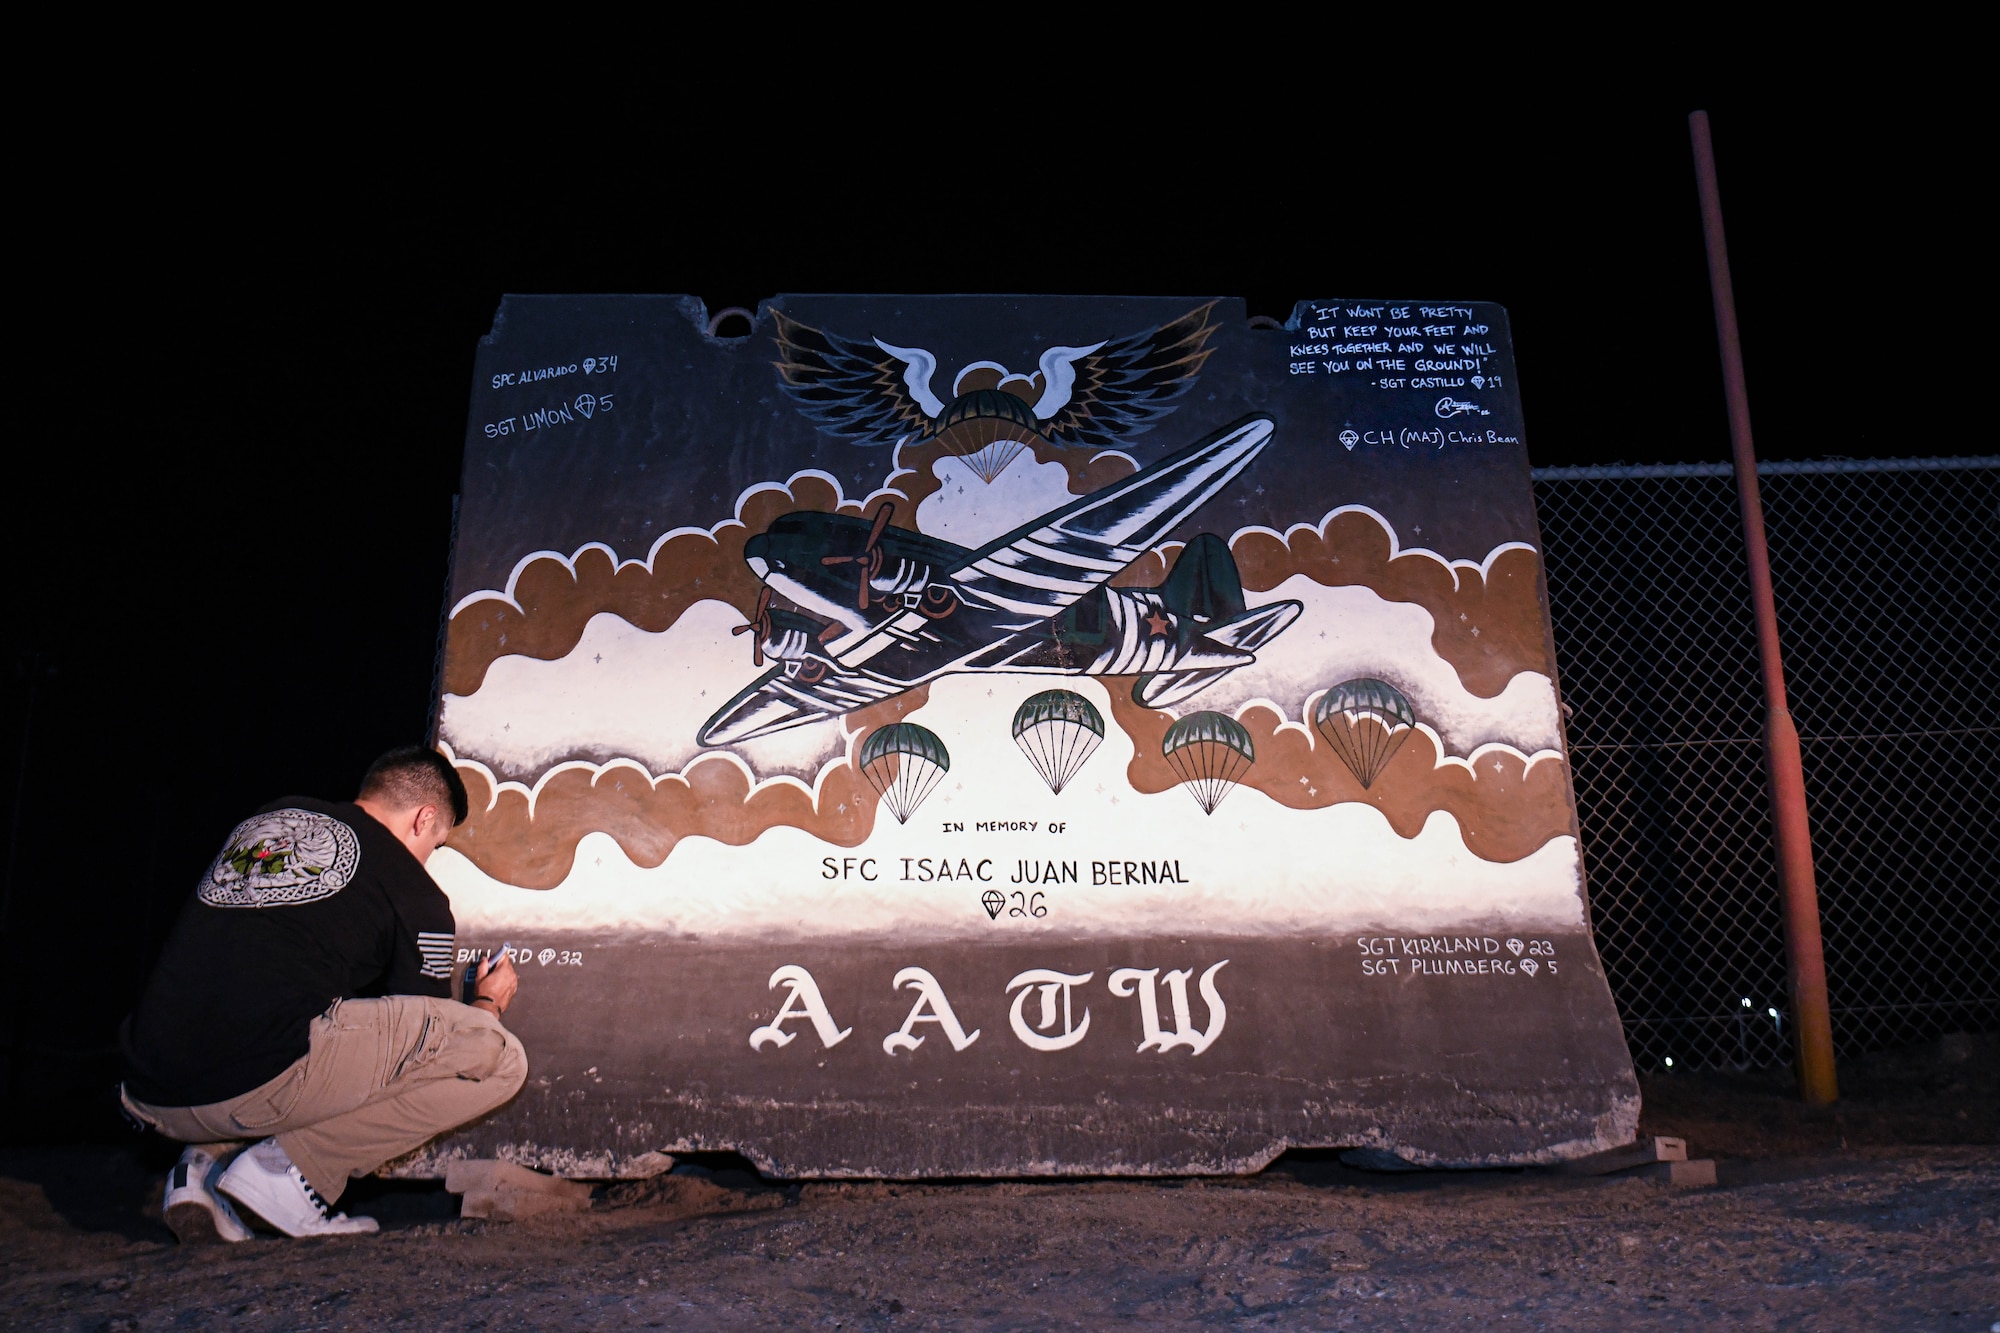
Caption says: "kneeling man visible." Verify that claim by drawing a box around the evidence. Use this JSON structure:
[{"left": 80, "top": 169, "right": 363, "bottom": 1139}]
[{"left": 121, "top": 747, "right": 525, "bottom": 1240}]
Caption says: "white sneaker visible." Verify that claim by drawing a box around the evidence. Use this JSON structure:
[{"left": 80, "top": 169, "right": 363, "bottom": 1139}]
[
  {"left": 163, "top": 1146, "right": 253, "bottom": 1244},
  {"left": 216, "top": 1139, "right": 380, "bottom": 1238}
]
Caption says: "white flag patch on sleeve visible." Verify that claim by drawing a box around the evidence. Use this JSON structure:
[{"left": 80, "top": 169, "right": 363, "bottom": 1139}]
[{"left": 417, "top": 931, "right": 455, "bottom": 980}]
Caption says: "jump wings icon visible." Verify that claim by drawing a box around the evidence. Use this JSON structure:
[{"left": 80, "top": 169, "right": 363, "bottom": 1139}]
[{"left": 773, "top": 303, "right": 1219, "bottom": 482}]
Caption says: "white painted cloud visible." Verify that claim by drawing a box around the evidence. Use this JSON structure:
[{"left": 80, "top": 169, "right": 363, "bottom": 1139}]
[
  {"left": 1198, "top": 577, "right": 1563, "bottom": 759},
  {"left": 435, "top": 673, "right": 1583, "bottom": 941},
  {"left": 438, "top": 602, "right": 845, "bottom": 784},
  {"left": 915, "top": 452, "right": 1076, "bottom": 547}
]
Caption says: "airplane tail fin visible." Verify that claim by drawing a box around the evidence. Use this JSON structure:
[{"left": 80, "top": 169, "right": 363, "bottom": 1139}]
[
  {"left": 1157, "top": 533, "right": 1245, "bottom": 625},
  {"left": 1132, "top": 599, "right": 1303, "bottom": 710},
  {"left": 1205, "top": 599, "right": 1302, "bottom": 652}
]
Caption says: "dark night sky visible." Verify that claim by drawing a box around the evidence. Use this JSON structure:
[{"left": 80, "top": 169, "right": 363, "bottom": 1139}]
[{"left": 1, "top": 92, "right": 1976, "bottom": 1135}]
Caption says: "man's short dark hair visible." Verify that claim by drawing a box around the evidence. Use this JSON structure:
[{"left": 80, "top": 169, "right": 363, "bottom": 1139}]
[{"left": 358, "top": 747, "right": 470, "bottom": 826}]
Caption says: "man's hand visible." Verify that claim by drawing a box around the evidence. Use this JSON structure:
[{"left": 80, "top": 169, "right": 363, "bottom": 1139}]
[{"left": 472, "top": 953, "right": 520, "bottom": 1016}]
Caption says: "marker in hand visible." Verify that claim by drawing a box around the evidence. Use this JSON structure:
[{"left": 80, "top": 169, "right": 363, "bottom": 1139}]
[
  {"left": 463, "top": 942, "right": 509, "bottom": 991},
  {"left": 464, "top": 943, "right": 517, "bottom": 1016}
]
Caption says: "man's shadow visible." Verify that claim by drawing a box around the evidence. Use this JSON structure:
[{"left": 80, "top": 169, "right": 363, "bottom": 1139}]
[{"left": 0, "top": 1133, "right": 180, "bottom": 1243}]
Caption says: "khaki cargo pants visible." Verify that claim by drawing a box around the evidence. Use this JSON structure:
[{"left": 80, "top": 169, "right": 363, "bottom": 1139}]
[{"left": 123, "top": 996, "right": 527, "bottom": 1204}]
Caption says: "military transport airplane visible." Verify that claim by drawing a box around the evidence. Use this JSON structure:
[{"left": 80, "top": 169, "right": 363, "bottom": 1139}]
[{"left": 697, "top": 415, "right": 1302, "bottom": 745}]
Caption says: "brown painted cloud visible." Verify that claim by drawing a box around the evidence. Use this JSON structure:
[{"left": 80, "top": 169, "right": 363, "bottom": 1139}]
[
  {"left": 1110, "top": 511, "right": 1549, "bottom": 698},
  {"left": 1105, "top": 690, "right": 1572, "bottom": 864},
  {"left": 443, "top": 475, "right": 883, "bottom": 699},
  {"left": 439, "top": 464, "right": 1563, "bottom": 886}
]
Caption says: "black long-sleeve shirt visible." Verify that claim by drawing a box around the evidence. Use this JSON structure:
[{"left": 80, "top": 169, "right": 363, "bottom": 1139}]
[{"left": 122, "top": 796, "right": 456, "bottom": 1107}]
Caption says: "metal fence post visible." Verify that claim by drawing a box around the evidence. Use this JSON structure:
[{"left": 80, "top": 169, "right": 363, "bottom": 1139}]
[{"left": 1689, "top": 110, "right": 1839, "bottom": 1104}]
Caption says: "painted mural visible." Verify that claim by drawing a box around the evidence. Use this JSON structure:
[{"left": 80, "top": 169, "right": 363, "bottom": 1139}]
[{"left": 417, "top": 296, "right": 1637, "bottom": 1178}]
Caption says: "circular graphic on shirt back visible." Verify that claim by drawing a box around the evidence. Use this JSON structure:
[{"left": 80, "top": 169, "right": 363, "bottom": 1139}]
[{"left": 197, "top": 808, "right": 360, "bottom": 908}]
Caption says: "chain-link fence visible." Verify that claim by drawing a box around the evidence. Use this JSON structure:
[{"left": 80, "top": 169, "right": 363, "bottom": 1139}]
[{"left": 1534, "top": 457, "right": 2000, "bottom": 1071}]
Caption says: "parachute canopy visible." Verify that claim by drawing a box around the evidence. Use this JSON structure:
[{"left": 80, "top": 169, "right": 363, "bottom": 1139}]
[
  {"left": 1160, "top": 710, "right": 1255, "bottom": 816},
  {"left": 1313, "top": 677, "right": 1416, "bottom": 788},
  {"left": 935, "top": 388, "right": 1039, "bottom": 484},
  {"left": 1012, "top": 689, "right": 1106, "bottom": 795},
  {"left": 859, "top": 723, "right": 951, "bottom": 824}
]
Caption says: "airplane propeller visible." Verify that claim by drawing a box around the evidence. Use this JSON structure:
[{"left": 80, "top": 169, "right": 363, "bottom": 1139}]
[
  {"left": 821, "top": 501, "right": 895, "bottom": 609},
  {"left": 732, "top": 585, "right": 774, "bottom": 665}
]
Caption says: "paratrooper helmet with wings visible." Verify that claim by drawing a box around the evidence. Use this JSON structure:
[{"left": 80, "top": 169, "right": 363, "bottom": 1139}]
[{"left": 773, "top": 303, "right": 1220, "bottom": 483}]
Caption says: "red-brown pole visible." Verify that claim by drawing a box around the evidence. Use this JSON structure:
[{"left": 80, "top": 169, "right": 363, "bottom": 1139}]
[{"left": 1690, "top": 110, "right": 1839, "bottom": 1104}]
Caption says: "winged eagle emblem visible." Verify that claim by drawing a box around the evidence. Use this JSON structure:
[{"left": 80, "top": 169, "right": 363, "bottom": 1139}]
[{"left": 772, "top": 303, "right": 1219, "bottom": 482}]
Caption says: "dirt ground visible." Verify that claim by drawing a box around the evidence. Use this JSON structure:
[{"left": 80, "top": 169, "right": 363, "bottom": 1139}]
[{"left": 3, "top": 1037, "right": 1995, "bottom": 1332}]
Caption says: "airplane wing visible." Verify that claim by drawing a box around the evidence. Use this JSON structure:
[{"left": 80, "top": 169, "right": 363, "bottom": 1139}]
[
  {"left": 948, "top": 414, "right": 1274, "bottom": 620},
  {"left": 696, "top": 663, "right": 908, "bottom": 746}
]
